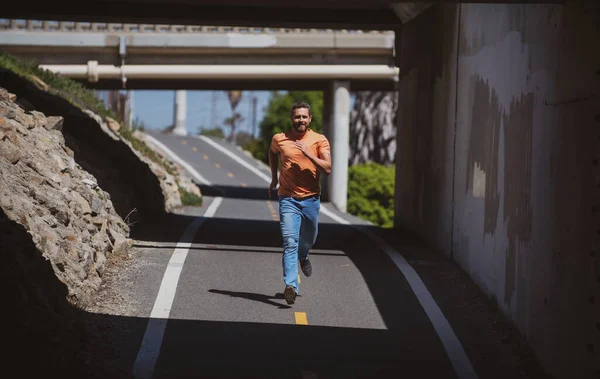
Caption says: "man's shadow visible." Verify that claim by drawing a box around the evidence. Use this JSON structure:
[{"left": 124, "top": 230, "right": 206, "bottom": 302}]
[{"left": 209, "top": 289, "right": 295, "bottom": 309}]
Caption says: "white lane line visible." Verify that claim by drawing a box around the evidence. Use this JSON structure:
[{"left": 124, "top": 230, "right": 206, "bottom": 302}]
[
  {"left": 358, "top": 227, "right": 478, "bottom": 379},
  {"left": 196, "top": 135, "right": 272, "bottom": 182},
  {"left": 206, "top": 136, "right": 478, "bottom": 379},
  {"left": 143, "top": 133, "right": 212, "bottom": 185},
  {"left": 132, "top": 196, "right": 222, "bottom": 379}
]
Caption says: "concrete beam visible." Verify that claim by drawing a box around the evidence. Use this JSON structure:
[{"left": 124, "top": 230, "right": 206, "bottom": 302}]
[
  {"left": 0, "top": 30, "right": 394, "bottom": 51},
  {"left": 0, "top": 29, "right": 394, "bottom": 66}
]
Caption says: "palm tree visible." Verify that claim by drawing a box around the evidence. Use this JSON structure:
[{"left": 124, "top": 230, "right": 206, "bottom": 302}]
[
  {"left": 226, "top": 90, "right": 243, "bottom": 142},
  {"left": 349, "top": 91, "right": 398, "bottom": 166},
  {"left": 224, "top": 112, "right": 243, "bottom": 143}
]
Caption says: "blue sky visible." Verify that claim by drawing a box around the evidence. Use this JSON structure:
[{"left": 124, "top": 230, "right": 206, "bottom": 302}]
[
  {"left": 99, "top": 89, "right": 356, "bottom": 137},
  {"left": 120, "top": 90, "right": 273, "bottom": 136}
]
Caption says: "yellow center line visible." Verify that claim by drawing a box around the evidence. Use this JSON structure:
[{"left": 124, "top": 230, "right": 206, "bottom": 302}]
[
  {"left": 215, "top": 163, "right": 221, "bottom": 168},
  {"left": 203, "top": 155, "right": 209, "bottom": 160},
  {"left": 294, "top": 312, "right": 308, "bottom": 325},
  {"left": 181, "top": 140, "right": 187, "bottom": 145},
  {"left": 192, "top": 146, "right": 198, "bottom": 152},
  {"left": 227, "top": 172, "right": 233, "bottom": 178},
  {"left": 241, "top": 183, "right": 247, "bottom": 187},
  {"left": 298, "top": 275, "right": 301, "bottom": 284}
]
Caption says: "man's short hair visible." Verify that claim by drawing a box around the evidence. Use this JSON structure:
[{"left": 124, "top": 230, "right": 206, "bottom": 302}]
[{"left": 291, "top": 101, "right": 312, "bottom": 116}]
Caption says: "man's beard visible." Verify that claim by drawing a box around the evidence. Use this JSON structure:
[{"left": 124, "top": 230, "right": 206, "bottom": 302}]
[{"left": 294, "top": 123, "right": 307, "bottom": 133}]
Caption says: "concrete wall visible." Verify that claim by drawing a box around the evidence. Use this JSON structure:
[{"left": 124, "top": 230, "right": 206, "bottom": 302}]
[{"left": 395, "top": 3, "right": 599, "bottom": 378}]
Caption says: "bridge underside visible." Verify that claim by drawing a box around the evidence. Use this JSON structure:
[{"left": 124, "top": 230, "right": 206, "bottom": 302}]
[
  {"left": 2, "top": 1, "right": 424, "bottom": 30},
  {"left": 1, "top": 1, "right": 561, "bottom": 30}
]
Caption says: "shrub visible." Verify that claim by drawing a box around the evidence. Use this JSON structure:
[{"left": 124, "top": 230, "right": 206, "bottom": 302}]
[
  {"left": 198, "top": 126, "right": 225, "bottom": 139},
  {"left": 240, "top": 138, "right": 269, "bottom": 164},
  {"left": 178, "top": 186, "right": 203, "bottom": 207},
  {"left": 347, "top": 163, "right": 395, "bottom": 228}
]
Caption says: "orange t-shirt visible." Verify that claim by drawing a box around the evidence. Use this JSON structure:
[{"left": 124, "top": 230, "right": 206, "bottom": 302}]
[{"left": 270, "top": 129, "right": 331, "bottom": 198}]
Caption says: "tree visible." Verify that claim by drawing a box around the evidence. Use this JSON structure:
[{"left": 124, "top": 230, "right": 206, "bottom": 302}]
[
  {"left": 241, "top": 91, "right": 323, "bottom": 164},
  {"left": 349, "top": 91, "right": 397, "bottom": 166},
  {"left": 259, "top": 91, "right": 324, "bottom": 141},
  {"left": 224, "top": 112, "right": 243, "bottom": 143},
  {"left": 226, "top": 90, "right": 243, "bottom": 143}
]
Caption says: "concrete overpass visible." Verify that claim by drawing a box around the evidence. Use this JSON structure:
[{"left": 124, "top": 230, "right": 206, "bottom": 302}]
[
  {"left": 2, "top": 2, "right": 598, "bottom": 379},
  {"left": 0, "top": 19, "right": 395, "bottom": 67},
  {"left": 0, "top": 18, "right": 398, "bottom": 92},
  {"left": 0, "top": 17, "right": 401, "bottom": 215}
]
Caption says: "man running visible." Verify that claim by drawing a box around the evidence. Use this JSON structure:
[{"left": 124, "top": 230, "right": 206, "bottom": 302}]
[{"left": 268, "top": 100, "right": 332, "bottom": 305}]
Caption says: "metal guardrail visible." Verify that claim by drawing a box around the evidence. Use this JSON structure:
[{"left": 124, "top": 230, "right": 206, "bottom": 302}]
[{"left": 0, "top": 19, "right": 390, "bottom": 35}]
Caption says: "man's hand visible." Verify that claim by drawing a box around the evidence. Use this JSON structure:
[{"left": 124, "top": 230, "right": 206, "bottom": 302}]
[
  {"left": 293, "top": 141, "right": 310, "bottom": 157},
  {"left": 293, "top": 140, "right": 331, "bottom": 175},
  {"left": 269, "top": 178, "right": 278, "bottom": 199}
]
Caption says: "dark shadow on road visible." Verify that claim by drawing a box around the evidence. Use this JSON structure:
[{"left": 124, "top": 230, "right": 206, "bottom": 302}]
[
  {"left": 198, "top": 183, "right": 273, "bottom": 200},
  {"left": 78, "top": 311, "right": 457, "bottom": 379},
  {"left": 131, "top": 242, "right": 345, "bottom": 257},
  {"left": 208, "top": 289, "right": 292, "bottom": 309}
]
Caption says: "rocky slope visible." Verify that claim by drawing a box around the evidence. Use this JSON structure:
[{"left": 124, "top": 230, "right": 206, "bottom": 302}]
[{"left": 0, "top": 70, "right": 201, "bottom": 374}]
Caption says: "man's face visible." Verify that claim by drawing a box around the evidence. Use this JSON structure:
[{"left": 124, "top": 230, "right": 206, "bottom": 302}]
[{"left": 291, "top": 107, "right": 312, "bottom": 134}]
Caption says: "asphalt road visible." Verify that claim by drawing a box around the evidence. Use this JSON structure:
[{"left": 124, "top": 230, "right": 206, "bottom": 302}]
[{"left": 80, "top": 131, "right": 538, "bottom": 379}]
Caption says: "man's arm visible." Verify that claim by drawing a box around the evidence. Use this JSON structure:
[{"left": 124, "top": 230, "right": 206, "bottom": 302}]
[
  {"left": 268, "top": 140, "right": 279, "bottom": 198},
  {"left": 293, "top": 141, "right": 332, "bottom": 175}
]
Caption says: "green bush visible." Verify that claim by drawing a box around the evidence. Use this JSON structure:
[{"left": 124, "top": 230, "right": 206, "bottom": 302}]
[
  {"left": 347, "top": 163, "right": 395, "bottom": 228},
  {"left": 198, "top": 126, "right": 225, "bottom": 139},
  {"left": 178, "top": 186, "right": 203, "bottom": 207},
  {"left": 240, "top": 138, "right": 269, "bottom": 163}
]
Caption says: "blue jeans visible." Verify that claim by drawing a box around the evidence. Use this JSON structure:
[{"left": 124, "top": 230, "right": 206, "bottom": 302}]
[{"left": 278, "top": 195, "right": 320, "bottom": 294}]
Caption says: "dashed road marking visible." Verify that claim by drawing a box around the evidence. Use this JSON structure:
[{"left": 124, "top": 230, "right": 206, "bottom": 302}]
[
  {"left": 294, "top": 312, "right": 308, "bottom": 325},
  {"left": 215, "top": 163, "right": 221, "bottom": 168},
  {"left": 142, "top": 134, "right": 211, "bottom": 185},
  {"left": 192, "top": 146, "right": 198, "bottom": 152}
]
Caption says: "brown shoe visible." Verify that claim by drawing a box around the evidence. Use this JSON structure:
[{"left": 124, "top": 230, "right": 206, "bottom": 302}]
[{"left": 284, "top": 285, "right": 296, "bottom": 304}]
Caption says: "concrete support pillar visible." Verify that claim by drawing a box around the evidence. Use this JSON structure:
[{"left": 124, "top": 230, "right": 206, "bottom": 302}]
[
  {"left": 327, "top": 81, "right": 350, "bottom": 213},
  {"left": 173, "top": 90, "right": 187, "bottom": 136},
  {"left": 320, "top": 85, "right": 333, "bottom": 202}
]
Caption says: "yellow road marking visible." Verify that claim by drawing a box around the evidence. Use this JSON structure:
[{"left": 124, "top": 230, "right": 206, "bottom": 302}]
[
  {"left": 203, "top": 155, "right": 209, "bottom": 160},
  {"left": 241, "top": 183, "right": 247, "bottom": 187},
  {"left": 215, "top": 163, "right": 221, "bottom": 168},
  {"left": 227, "top": 172, "right": 233, "bottom": 178},
  {"left": 298, "top": 275, "right": 301, "bottom": 284},
  {"left": 192, "top": 146, "right": 198, "bottom": 152},
  {"left": 181, "top": 140, "right": 187, "bottom": 145},
  {"left": 294, "top": 312, "right": 308, "bottom": 325}
]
